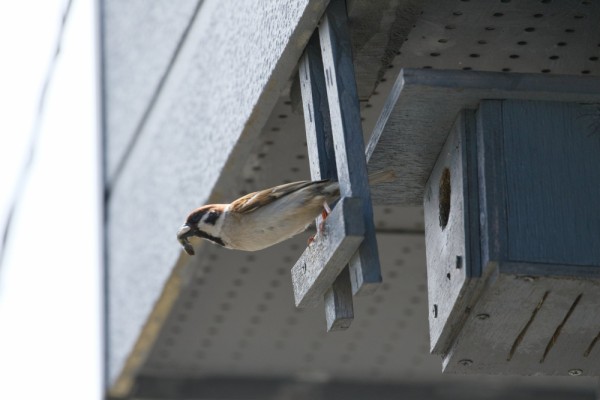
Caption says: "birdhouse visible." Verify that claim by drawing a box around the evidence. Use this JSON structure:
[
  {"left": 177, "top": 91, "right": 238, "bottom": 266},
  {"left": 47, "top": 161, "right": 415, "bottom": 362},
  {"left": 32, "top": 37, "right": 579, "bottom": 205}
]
[
  {"left": 424, "top": 99, "right": 600, "bottom": 375},
  {"left": 365, "top": 68, "right": 600, "bottom": 376}
]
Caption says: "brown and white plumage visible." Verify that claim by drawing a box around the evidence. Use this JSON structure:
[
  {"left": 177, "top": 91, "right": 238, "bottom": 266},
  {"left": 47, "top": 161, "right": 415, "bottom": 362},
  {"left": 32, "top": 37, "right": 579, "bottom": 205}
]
[{"left": 177, "top": 170, "right": 394, "bottom": 254}]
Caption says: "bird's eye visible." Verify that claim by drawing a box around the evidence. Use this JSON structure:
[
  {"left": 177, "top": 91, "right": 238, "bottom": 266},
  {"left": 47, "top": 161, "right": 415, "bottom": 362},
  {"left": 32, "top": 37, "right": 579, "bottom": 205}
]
[{"left": 204, "top": 211, "right": 220, "bottom": 225}]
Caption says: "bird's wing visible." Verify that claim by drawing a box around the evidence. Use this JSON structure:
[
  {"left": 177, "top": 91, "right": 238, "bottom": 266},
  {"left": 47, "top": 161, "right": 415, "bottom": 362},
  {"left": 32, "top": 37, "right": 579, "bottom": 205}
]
[{"left": 229, "top": 179, "right": 329, "bottom": 214}]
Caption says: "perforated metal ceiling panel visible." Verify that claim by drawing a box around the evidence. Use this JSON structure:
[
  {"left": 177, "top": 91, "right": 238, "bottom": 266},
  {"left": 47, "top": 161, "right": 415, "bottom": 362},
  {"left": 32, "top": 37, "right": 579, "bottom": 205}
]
[
  {"left": 395, "top": 0, "right": 600, "bottom": 76},
  {"left": 136, "top": 0, "right": 599, "bottom": 396},
  {"left": 144, "top": 233, "right": 428, "bottom": 380}
]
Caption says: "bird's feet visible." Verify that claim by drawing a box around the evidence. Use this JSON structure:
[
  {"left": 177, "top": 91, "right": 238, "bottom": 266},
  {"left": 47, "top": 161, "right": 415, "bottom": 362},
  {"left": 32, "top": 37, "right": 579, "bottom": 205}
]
[
  {"left": 308, "top": 202, "right": 332, "bottom": 246},
  {"left": 317, "top": 202, "right": 332, "bottom": 233}
]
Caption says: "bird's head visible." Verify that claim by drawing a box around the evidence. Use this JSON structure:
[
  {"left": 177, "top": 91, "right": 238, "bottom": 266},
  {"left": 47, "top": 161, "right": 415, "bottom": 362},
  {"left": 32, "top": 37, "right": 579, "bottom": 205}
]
[{"left": 177, "top": 204, "right": 227, "bottom": 255}]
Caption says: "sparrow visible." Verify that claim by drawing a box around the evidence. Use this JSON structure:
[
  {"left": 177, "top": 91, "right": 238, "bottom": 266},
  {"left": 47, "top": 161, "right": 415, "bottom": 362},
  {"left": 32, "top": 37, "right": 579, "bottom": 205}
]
[{"left": 177, "top": 170, "right": 394, "bottom": 255}]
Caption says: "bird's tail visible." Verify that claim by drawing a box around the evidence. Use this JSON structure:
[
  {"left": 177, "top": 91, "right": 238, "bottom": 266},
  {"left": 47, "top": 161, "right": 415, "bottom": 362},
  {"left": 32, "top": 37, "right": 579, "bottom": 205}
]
[{"left": 368, "top": 169, "right": 396, "bottom": 186}]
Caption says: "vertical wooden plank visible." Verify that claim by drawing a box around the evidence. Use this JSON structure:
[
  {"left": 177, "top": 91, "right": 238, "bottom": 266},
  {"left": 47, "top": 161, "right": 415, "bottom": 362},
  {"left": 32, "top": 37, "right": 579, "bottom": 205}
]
[
  {"left": 300, "top": 33, "right": 336, "bottom": 182},
  {"left": 476, "top": 100, "right": 508, "bottom": 270},
  {"left": 463, "top": 110, "right": 481, "bottom": 279},
  {"left": 319, "top": 0, "right": 382, "bottom": 295},
  {"left": 299, "top": 32, "right": 354, "bottom": 330},
  {"left": 324, "top": 266, "right": 354, "bottom": 331}
]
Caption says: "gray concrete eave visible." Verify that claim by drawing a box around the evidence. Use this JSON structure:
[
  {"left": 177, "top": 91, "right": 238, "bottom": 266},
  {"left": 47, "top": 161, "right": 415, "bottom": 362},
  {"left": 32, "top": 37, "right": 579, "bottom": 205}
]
[{"left": 107, "top": 1, "right": 329, "bottom": 395}]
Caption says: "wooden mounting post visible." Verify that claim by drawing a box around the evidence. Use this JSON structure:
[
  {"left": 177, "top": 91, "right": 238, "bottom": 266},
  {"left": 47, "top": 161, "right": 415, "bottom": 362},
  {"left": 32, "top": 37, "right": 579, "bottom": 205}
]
[
  {"left": 291, "top": 0, "right": 382, "bottom": 331},
  {"left": 318, "top": 0, "right": 382, "bottom": 296}
]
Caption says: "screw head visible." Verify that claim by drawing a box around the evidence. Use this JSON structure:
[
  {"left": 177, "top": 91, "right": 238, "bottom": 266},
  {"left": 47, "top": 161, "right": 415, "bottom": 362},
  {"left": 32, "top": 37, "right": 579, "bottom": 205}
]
[
  {"left": 458, "top": 359, "right": 473, "bottom": 367},
  {"left": 568, "top": 368, "right": 583, "bottom": 376},
  {"left": 476, "top": 313, "right": 490, "bottom": 320}
]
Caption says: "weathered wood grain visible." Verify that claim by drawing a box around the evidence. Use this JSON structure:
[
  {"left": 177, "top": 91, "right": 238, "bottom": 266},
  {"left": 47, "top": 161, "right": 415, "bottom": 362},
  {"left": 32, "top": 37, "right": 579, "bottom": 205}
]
[
  {"left": 300, "top": 33, "right": 336, "bottom": 183},
  {"left": 319, "top": 0, "right": 382, "bottom": 295},
  {"left": 367, "top": 69, "right": 600, "bottom": 205},
  {"left": 424, "top": 111, "right": 482, "bottom": 354},
  {"left": 500, "top": 100, "right": 600, "bottom": 266},
  {"left": 291, "top": 197, "right": 364, "bottom": 308},
  {"left": 324, "top": 266, "right": 354, "bottom": 332},
  {"left": 442, "top": 264, "right": 600, "bottom": 376},
  {"left": 298, "top": 32, "right": 354, "bottom": 328},
  {"left": 475, "top": 100, "right": 508, "bottom": 271}
]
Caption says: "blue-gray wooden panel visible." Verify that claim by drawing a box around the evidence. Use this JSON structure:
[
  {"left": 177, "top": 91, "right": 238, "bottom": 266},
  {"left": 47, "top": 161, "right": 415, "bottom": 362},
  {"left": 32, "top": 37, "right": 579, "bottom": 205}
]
[
  {"left": 476, "top": 101, "right": 508, "bottom": 269},
  {"left": 319, "top": 0, "right": 382, "bottom": 295},
  {"left": 501, "top": 100, "right": 600, "bottom": 266}
]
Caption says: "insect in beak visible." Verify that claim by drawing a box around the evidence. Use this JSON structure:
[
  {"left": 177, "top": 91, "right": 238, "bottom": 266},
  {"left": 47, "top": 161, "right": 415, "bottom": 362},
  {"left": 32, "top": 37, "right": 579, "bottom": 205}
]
[{"left": 177, "top": 224, "right": 196, "bottom": 255}]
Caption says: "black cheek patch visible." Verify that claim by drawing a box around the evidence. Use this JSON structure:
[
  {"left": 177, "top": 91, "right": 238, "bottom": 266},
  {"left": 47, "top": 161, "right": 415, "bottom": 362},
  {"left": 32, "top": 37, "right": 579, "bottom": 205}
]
[
  {"left": 196, "top": 230, "right": 226, "bottom": 247},
  {"left": 204, "top": 211, "right": 220, "bottom": 225}
]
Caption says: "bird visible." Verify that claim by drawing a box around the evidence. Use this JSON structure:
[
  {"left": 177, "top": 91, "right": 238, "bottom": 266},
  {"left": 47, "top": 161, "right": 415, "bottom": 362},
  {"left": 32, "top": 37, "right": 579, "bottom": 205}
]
[{"left": 177, "top": 170, "right": 394, "bottom": 255}]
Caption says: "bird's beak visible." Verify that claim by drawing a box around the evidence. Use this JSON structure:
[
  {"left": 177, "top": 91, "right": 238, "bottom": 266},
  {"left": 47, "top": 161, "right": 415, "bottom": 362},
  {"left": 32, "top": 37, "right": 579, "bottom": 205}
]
[{"left": 177, "top": 224, "right": 195, "bottom": 256}]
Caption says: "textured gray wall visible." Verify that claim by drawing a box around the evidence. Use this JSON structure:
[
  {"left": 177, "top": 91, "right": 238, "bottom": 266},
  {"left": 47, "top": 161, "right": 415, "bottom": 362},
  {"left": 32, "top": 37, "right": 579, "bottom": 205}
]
[
  {"left": 103, "top": 0, "right": 201, "bottom": 180},
  {"left": 104, "top": 0, "right": 327, "bottom": 388}
]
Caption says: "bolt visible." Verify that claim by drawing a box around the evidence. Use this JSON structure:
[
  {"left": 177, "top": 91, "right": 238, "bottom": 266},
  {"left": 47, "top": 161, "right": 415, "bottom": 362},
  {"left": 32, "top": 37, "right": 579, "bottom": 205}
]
[
  {"left": 476, "top": 313, "right": 490, "bottom": 320},
  {"left": 433, "top": 304, "right": 438, "bottom": 318},
  {"left": 458, "top": 359, "right": 473, "bottom": 367},
  {"left": 568, "top": 368, "right": 583, "bottom": 376}
]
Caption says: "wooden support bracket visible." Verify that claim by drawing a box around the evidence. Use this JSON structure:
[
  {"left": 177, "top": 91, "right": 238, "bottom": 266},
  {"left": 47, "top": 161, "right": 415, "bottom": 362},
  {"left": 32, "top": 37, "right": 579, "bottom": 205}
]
[
  {"left": 291, "top": 197, "right": 364, "bottom": 308},
  {"left": 291, "top": 0, "right": 382, "bottom": 331},
  {"left": 318, "top": 0, "right": 382, "bottom": 296},
  {"left": 296, "top": 30, "right": 356, "bottom": 330}
]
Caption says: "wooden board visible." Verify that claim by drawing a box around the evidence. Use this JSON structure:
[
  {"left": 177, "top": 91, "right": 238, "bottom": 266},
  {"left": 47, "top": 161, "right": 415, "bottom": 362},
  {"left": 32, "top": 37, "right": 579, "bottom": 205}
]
[
  {"left": 366, "top": 69, "right": 600, "bottom": 205},
  {"left": 424, "top": 111, "right": 482, "bottom": 353},
  {"left": 320, "top": 0, "right": 382, "bottom": 295},
  {"left": 298, "top": 32, "right": 355, "bottom": 330},
  {"left": 442, "top": 264, "right": 600, "bottom": 376},
  {"left": 291, "top": 197, "right": 364, "bottom": 309}
]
